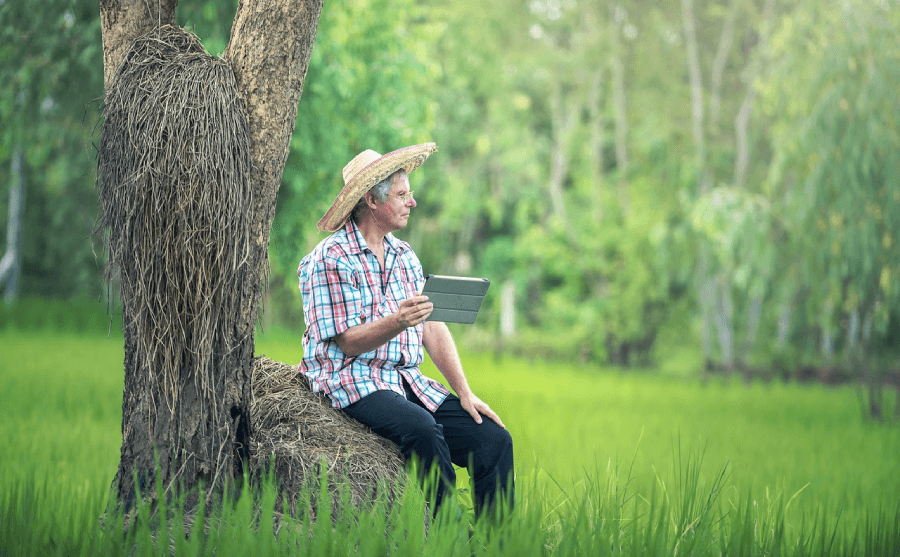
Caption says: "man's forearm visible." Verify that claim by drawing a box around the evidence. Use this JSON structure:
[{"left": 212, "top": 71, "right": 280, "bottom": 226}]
[
  {"left": 334, "top": 314, "right": 405, "bottom": 357},
  {"left": 333, "top": 295, "right": 433, "bottom": 357},
  {"left": 424, "top": 321, "right": 505, "bottom": 427},
  {"left": 423, "top": 321, "right": 473, "bottom": 397}
]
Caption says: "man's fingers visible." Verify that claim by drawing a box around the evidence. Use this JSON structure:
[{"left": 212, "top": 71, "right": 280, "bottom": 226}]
[
  {"left": 410, "top": 303, "right": 433, "bottom": 325},
  {"left": 486, "top": 409, "right": 505, "bottom": 429},
  {"left": 398, "top": 298, "right": 433, "bottom": 328},
  {"left": 478, "top": 403, "right": 505, "bottom": 429},
  {"left": 462, "top": 396, "right": 507, "bottom": 427},
  {"left": 403, "top": 295, "right": 429, "bottom": 307},
  {"left": 463, "top": 402, "right": 483, "bottom": 424},
  {"left": 415, "top": 303, "right": 433, "bottom": 317}
]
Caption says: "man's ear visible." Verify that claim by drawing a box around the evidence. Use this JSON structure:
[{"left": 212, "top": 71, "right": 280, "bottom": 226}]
[{"left": 365, "top": 191, "right": 377, "bottom": 210}]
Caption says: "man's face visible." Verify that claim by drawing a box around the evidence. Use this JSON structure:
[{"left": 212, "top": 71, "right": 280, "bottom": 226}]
[{"left": 374, "top": 171, "right": 416, "bottom": 231}]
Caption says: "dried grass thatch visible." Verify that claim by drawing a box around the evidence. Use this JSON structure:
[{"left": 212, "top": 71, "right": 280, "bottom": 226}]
[
  {"left": 250, "top": 357, "right": 407, "bottom": 518},
  {"left": 95, "top": 24, "right": 252, "bottom": 424}
]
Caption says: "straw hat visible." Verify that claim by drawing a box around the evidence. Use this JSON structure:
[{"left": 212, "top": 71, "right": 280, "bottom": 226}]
[{"left": 317, "top": 142, "right": 438, "bottom": 232}]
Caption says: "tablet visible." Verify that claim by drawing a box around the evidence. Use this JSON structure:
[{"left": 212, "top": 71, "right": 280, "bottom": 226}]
[{"left": 421, "top": 275, "right": 490, "bottom": 324}]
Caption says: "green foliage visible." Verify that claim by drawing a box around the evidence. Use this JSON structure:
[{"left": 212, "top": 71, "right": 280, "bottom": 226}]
[
  {"left": 4, "top": 0, "right": 900, "bottom": 372},
  {"left": 176, "top": 0, "right": 238, "bottom": 57},
  {"left": 690, "top": 188, "right": 774, "bottom": 295},
  {"left": 758, "top": 0, "right": 900, "bottom": 354}
]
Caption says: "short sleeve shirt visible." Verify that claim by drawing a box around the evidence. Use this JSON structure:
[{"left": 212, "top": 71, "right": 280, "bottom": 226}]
[{"left": 297, "top": 220, "right": 451, "bottom": 411}]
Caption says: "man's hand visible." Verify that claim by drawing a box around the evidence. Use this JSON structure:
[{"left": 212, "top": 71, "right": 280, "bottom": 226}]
[
  {"left": 395, "top": 295, "right": 433, "bottom": 328},
  {"left": 459, "top": 392, "right": 506, "bottom": 429}
]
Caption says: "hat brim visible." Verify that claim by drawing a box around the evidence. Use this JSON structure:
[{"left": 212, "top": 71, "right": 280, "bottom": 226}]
[{"left": 317, "top": 143, "right": 437, "bottom": 232}]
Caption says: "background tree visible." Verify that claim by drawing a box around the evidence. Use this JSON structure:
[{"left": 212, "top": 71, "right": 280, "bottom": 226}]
[
  {"left": 757, "top": 0, "right": 900, "bottom": 388},
  {"left": 0, "top": 0, "right": 104, "bottom": 301},
  {"left": 681, "top": 0, "right": 780, "bottom": 373}
]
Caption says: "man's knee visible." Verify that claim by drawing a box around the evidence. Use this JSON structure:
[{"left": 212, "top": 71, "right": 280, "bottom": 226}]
[
  {"left": 486, "top": 424, "right": 513, "bottom": 459},
  {"left": 496, "top": 426, "right": 513, "bottom": 450},
  {"left": 473, "top": 424, "right": 513, "bottom": 484}
]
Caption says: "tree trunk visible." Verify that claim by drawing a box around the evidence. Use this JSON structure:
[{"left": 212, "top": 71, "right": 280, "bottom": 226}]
[
  {"left": 98, "top": 0, "right": 178, "bottom": 88},
  {"left": 99, "top": 0, "right": 323, "bottom": 513},
  {"left": 587, "top": 69, "right": 605, "bottom": 224},
  {"left": 681, "top": 0, "right": 715, "bottom": 366},
  {"left": 821, "top": 301, "right": 834, "bottom": 364},
  {"left": 714, "top": 274, "right": 735, "bottom": 369},
  {"left": 776, "top": 304, "right": 790, "bottom": 348},
  {"left": 736, "top": 0, "right": 775, "bottom": 363},
  {"left": 681, "top": 0, "right": 705, "bottom": 185},
  {"left": 609, "top": 20, "right": 629, "bottom": 214},
  {"left": 708, "top": 2, "right": 736, "bottom": 135},
  {"left": 743, "top": 294, "right": 762, "bottom": 365},
  {"left": 500, "top": 280, "right": 516, "bottom": 339},
  {"left": 847, "top": 308, "right": 860, "bottom": 352},
  {"left": 733, "top": 91, "right": 753, "bottom": 190},
  {"left": 547, "top": 81, "right": 579, "bottom": 245},
  {"left": 0, "top": 143, "right": 24, "bottom": 305},
  {"left": 707, "top": 4, "right": 737, "bottom": 371}
]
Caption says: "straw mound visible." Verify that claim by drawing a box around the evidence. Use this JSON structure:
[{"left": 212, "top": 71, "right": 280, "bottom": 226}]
[{"left": 250, "top": 357, "right": 406, "bottom": 516}]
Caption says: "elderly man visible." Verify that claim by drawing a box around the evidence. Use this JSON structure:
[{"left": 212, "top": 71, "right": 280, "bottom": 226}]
[{"left": 296, "top": 143, "right": 513, "bottom": 515}]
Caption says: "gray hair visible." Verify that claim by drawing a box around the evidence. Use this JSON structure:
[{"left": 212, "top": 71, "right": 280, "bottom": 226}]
[{"left": 351, "top": 169, "right": 404, "bottom": 220}]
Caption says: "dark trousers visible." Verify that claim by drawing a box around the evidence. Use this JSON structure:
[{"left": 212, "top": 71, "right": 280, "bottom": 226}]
[{"left": 343, "top": 382, "right": 514, "bottom": 515}]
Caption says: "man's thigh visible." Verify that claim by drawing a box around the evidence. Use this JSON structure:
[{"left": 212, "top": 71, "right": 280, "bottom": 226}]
[
  {"left": 432, "top": 395, "right": 511, "bottom": 468},
  {"left": 342, "top": 389, "right": 439, "bottom": 444}
]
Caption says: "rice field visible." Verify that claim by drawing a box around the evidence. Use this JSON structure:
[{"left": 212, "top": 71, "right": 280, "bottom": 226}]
[{"left": 1, "top": 327, "right": 898, "bottom": 556}]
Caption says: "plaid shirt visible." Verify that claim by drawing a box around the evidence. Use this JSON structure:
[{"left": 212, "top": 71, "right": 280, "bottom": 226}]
[{"left": 297, "top": 220, "right": 451, "bottom": 411}]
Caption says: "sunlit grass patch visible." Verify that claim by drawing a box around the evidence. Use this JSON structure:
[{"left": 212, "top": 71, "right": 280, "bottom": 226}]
[{"left": 2, "top": 330, "right": 899, "bottom": 555}]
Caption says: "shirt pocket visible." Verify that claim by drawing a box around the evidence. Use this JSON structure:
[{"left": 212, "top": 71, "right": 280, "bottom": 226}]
[
  {"left": 390, "top": 269, "right": 418, "bottom": 307},
  {"left": 381, "top": 286, "right": 400, "bottom": 315}
]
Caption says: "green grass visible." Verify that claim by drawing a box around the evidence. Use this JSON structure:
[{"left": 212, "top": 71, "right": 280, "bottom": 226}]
[{"left": 2, "top": 328, "right": 899, "bottom": 556}]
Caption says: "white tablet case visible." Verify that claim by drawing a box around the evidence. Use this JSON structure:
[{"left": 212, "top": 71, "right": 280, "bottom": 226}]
[{"left": 422, "top": 275, "right": 490, "bottom": 324}]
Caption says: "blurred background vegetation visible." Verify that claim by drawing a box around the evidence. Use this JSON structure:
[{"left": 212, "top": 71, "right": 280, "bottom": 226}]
[{"left": 1, "top": 0, "right": 898, "bottom": 384}]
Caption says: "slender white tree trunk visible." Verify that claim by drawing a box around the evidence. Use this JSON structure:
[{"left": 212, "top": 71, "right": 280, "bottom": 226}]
[
  {"left": 708, "top": 4, "right": 736, "bottom": 133},
  {"left": 0, "top": 143, "right": 24, "bottom": 305},
  {"left": 744, "top": 294, "right": 762, "bottom": 363},
  {"left": 588, "top": 69, "right": 605, "bottom": 224},
  {"left": 500, "top": 280, "right": 516, "bottom": 339},
  {"left": 777, "top": 304, "right": 791, "bottom": 348},
  {"left": 737, "top": 0, "right": 775, "bottom": 363},
  {"left": 707, "top": 3, "right": 737, "bottom": 370},
  {"left": 715, "top": 275, "right": 735, "bottom": 369},
  {"left": 734, "top": 94, "right": 753, "bottom": 190},
  {"left": 821, "top": 301, "right": 835, "bottom": 363},
  {"left": 547, "top": 81, "right": 579, "bottom": 244},
  {"left": 681, "top": 0, "right": 715, "bottom": 365},
  {"left": 609, "top": 17, "right": 629, "bottom": 214},
  {"left": 847, "top": 308, "right": 860, "bottom": 352}
]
